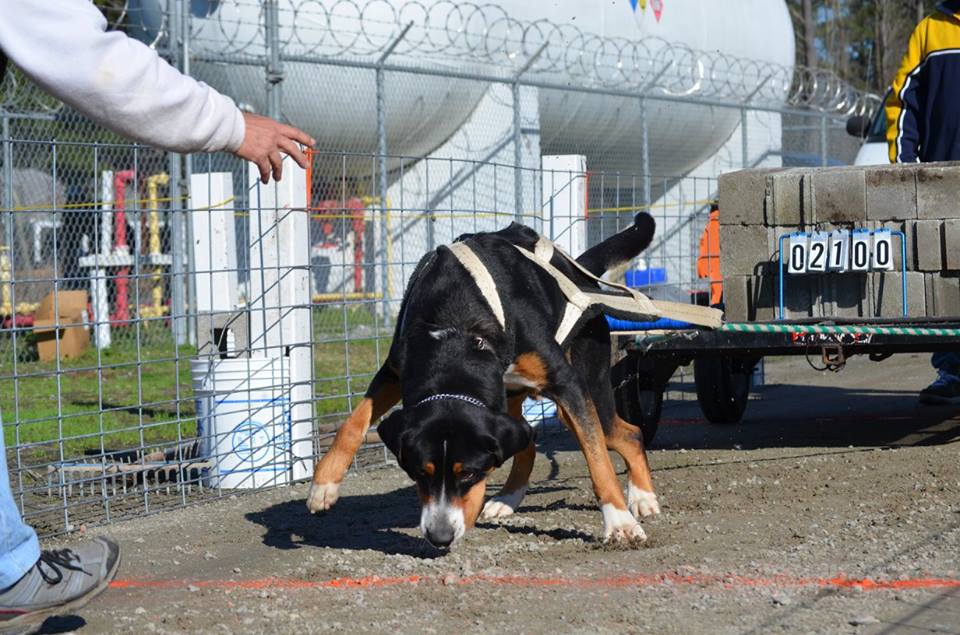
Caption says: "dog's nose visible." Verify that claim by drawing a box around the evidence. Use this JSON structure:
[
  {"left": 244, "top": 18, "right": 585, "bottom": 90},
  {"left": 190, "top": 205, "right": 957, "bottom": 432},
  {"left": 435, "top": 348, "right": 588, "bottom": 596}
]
[{"left": 425, "top": 525, "right": 455, "bottom": 548}]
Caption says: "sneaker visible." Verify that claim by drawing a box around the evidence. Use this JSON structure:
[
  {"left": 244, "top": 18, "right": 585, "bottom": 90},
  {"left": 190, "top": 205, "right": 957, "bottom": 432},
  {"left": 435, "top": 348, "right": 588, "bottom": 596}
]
[
  {"left": 0, "top": 536, "right": 120, "bottom": 635},
  {"left": 919, "top": 371, "right": 960, "bottom": 405}
]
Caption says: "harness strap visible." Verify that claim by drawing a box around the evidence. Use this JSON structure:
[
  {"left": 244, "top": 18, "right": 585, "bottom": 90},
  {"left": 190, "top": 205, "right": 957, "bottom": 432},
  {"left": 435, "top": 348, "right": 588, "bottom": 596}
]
[
  {"left": 534, "top": 236, "right": 654, "bottom": 305},
  {"left": 445, "top": 233, "right": 721, "bottom": 345},
  {"left": 529, "top": 236, "right": 722, "bottom": 330},
  {"left": 447, "top": 242, "right": 506, "bottom": 330}
]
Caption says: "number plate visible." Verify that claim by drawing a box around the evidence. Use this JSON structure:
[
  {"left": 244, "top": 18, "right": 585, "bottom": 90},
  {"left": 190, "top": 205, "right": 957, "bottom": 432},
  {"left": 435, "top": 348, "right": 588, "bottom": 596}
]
[
  {"left": 787, "top": 233, "right": 808, "bottom": 274},
  {"left": 850, "top": 229, "right": 871, "bottom": 271},
  {"left": 827, "top": 230, "right": 849, "bottom": 272},
  {"left": 782, "top": 229, "right": 899, "bottom": 274},
  {"left": 806, "top": 232, "right": 829, "bottom": 272},
  {"left": 871, "top": 228, "right": 894, "bottom": 271}
]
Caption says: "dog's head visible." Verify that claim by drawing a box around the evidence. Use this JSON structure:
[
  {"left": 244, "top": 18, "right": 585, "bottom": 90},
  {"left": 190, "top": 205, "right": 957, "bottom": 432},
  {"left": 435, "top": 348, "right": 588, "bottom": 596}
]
[{"left": 377, "top": 399, "right": 532, "bottom": 548}]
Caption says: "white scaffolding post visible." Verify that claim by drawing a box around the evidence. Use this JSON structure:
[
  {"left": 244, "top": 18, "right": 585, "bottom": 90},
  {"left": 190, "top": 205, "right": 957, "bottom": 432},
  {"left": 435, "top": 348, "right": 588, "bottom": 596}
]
[{"left": 247, "top": 161, "right": 313, "bottom": 482}]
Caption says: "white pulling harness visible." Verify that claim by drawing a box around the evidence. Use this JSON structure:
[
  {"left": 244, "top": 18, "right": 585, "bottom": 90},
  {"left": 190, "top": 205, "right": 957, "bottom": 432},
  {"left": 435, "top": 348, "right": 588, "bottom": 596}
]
[{"left": 447, "top": 233, "right": 722, "bottom": 346}]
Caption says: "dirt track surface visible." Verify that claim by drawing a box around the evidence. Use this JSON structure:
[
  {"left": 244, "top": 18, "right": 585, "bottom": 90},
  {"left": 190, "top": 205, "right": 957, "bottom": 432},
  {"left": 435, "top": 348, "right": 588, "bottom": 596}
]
[{"left": 42, "top": 353, "right": 960, "bottom": 634}]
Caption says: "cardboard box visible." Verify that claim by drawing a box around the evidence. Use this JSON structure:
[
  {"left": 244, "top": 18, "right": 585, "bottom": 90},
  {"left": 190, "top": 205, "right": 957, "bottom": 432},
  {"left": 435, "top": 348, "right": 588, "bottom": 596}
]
[{"left": 34, "top": 290, "right": 90, "bottom": 361}]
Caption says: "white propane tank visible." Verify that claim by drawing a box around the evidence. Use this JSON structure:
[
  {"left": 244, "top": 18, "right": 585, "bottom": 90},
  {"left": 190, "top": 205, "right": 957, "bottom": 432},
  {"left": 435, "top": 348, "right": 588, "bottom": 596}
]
[{"left": 130, "top": 0, "right": 795, "bottom": 177}]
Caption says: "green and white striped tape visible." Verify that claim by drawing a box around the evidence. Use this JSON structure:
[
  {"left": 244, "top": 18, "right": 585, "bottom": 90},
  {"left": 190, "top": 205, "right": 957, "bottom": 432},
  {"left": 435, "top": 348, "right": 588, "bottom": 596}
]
[{"left": 717, "top": 322, "right": 960, "bottom": 337}]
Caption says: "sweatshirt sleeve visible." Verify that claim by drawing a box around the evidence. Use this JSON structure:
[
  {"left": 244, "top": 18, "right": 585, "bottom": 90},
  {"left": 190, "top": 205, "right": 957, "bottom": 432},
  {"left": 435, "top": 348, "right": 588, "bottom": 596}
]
[
  {"left": 886, "top": 21, "right": 926, "bottom": 163},
  {"left": 0, "top": 0, "right": 245, "bottom": 154}
]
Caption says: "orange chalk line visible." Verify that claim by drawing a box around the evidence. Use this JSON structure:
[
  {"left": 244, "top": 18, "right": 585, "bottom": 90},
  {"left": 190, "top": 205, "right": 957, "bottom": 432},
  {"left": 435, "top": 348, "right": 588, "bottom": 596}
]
[{"left": 110, "top": 572, "right": 960, "bottom": 592}]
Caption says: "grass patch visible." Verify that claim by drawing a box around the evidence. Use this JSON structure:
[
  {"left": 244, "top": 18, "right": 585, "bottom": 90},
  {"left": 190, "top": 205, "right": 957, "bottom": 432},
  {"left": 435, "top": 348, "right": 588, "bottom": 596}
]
[{"left": 1, "top": 306, "right": 392, "bottom": 461}]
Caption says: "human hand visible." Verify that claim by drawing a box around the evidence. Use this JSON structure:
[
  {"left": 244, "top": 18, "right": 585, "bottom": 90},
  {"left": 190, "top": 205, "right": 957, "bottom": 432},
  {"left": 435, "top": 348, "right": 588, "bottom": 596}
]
[{"left": 235, "top": 112, "right": 315, "bottom": 183}]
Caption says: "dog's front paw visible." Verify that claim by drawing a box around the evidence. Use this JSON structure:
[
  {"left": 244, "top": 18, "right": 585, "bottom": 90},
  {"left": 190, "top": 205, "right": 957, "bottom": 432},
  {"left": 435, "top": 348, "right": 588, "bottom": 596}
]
[
  {"left": 480, "top": 488, "right": 526, "bottom": 520},
  {"left": 306, "top": 481, "right": 341, "bottom": 513},
  {"left": 601, "top": 504, "right": 647, "bottom": 544},
  {"left": 627, "top": 483, "right": 660, "bottom": 518}
]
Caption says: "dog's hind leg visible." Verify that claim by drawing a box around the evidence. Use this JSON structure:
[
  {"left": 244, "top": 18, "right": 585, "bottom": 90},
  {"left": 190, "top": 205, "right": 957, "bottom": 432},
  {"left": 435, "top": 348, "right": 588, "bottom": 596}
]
[
  {"left": 481, "top": 395, "right": 536, "bottom": 519},
  {"left": 307, "top": 364, "right": 400, "bottom": 513},
  {"left": 606, "top": 415, "right": 660, "bottom": 518}
]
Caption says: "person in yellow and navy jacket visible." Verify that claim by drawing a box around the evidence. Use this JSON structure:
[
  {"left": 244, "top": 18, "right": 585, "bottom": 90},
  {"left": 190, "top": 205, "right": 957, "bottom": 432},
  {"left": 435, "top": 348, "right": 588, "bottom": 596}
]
[
  {"left": 887, "top": 1, "right": 960, "bottom": 163},
  {"left": 886, "top": 0, "right": 960, "bottom": 404}
]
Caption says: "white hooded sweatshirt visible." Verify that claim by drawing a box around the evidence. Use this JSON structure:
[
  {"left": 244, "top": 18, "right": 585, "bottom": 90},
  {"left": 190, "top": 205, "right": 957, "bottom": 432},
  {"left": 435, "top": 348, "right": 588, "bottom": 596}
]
[{"left": 0, "top": 0, "right": 245, "bottom": 153}]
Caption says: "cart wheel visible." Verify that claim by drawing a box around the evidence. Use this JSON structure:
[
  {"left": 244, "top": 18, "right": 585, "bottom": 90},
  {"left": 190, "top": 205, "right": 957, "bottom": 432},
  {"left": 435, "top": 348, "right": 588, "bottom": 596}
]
[
  {"left": 694, "top": 357, "right": 752, "bottom": 424},
  {"left": 613, "top": 368, "right": 662, "bottom": 445}
]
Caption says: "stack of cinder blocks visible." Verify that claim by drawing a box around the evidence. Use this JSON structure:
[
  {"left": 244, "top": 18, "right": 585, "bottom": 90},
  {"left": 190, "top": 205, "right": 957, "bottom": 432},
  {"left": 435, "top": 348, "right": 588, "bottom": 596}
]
[{"left": 718, "top": 162, "right": 960, "bottom": 322}]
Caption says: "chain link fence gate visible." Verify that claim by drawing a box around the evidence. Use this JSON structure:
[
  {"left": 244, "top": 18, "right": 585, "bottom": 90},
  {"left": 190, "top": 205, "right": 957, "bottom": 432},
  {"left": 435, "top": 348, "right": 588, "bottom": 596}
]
[{"left": 1, "top": 0, "right": 878, "bottom": 537}]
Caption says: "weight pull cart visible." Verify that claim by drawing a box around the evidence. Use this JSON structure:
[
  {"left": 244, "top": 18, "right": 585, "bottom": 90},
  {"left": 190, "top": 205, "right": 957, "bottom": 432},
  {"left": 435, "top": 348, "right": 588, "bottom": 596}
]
[{"left": 610, "top": 318, "right": 960, "bottom": 446}]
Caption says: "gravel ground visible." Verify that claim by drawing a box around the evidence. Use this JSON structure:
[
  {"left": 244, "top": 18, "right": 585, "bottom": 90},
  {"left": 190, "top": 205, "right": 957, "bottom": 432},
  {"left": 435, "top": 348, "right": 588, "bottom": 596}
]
[{"left": 38, "top": 353, "right": 960, "bottom": 634}]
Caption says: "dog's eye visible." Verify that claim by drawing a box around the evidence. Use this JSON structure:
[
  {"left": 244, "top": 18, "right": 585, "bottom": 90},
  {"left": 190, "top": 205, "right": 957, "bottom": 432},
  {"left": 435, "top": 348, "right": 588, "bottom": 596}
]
[
  {"left": 457, "top": 471, "right": 479, "bottom": 485},
  {"left": 473, "top": 336, "right": 486, "bottom": 351}
]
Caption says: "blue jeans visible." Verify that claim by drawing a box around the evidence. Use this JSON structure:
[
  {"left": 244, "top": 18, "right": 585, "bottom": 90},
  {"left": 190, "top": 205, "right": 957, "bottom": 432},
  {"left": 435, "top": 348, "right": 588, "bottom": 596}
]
[
  {"left": 0, "top": 413, "right": 40, "bottom": 589},
  {"left": 932, "top": 352, "right": 960, "bottom": 379}
]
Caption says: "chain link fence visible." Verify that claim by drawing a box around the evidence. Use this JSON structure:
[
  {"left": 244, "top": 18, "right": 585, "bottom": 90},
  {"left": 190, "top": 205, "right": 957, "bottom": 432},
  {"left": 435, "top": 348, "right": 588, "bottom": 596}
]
[{"left": 1, "top": 0, "right": 877, "bottom": 537}]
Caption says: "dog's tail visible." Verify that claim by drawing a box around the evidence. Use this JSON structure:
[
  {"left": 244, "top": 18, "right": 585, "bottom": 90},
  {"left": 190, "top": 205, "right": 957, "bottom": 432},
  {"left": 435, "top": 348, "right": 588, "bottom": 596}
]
[{"left": 575, "top": 212, "right": 655, "bottom": 277}]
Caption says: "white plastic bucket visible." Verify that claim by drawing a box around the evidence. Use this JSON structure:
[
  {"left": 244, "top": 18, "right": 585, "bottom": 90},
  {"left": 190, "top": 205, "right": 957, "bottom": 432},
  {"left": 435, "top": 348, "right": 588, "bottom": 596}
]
[{"left": 191, "top": 357, "right": 297, "bottom": 489}]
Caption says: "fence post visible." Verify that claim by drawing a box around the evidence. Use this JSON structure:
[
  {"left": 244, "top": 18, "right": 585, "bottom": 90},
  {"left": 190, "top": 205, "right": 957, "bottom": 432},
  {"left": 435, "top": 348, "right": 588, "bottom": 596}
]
[
  {"left": 168, "top": 155, "right": 186, "bottom": 346},
  {"left": 741, "top": 107, "right": 749, "bottom": 169},
  {"left": 739, "top": 75, "right": 771, "bottom": 170},
  {"left": 2, "top": 113, "right": 13, "bottom": 323},
  {"left": 636, "top": 61, "right": 674, "bottom": 210},
  {"left": 512, "top": 43, "right": 548, "bottom": 222},
  {"left": 164, "top": 0, "right": 186, "bottom": 346},
  {"left": 820, "top": 112, "right": 828, "bottom": 167},
  {"left": 512, "top": 82, "right": 522, "bottom": 221},
  {"left": 2, "top": 111, "right": 11, "bottom": 252},
  {"left": 640, "top": 98, "right": 651, "bottom": 210},
  {"left": 375, "top": 23, "right": 412, "bottom": 322},
  {"left": 264, "top": 0, "right": 284, "bottom": 121},
  {"left": 176, "top": 0, "right": 197, "bottom": 346}
]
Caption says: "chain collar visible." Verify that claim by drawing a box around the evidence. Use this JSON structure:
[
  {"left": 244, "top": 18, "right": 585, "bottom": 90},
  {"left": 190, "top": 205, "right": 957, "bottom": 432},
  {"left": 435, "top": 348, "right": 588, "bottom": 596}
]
[{"left": 413, "top": 393, "right": 487, "bottom": 409}]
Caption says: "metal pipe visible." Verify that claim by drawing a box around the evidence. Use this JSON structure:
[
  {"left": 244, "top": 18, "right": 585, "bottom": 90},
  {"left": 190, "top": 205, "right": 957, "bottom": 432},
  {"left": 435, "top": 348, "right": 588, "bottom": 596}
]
[
  {"left": 640, "top": 98, "right": 650, "bottom": 210},
  {"left": 264, "top": 0, "right": 284, "bottom": 121},
  {"left": 2, "top": 112, "right": 12, "bottom": 316},
  {"left": 376, "top": 22, "right": 412, "bottom": 324},
  {"left": 143, "top": 172, "right": 169, "bottom": 320},
  {"left": 741, "top": 108, "right": 749, "bottom": 169},
  {"left": 512, "top": 42, "right": 548, "bottom": 221},
  {"left": 112, "top": 170, "right": 135, "bottom": 324}
]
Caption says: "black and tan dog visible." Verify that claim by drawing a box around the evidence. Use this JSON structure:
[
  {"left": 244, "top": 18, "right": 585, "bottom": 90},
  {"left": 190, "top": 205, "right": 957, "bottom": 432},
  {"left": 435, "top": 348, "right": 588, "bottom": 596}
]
[{"left": 307, "top": 214, "right": 663, "bottom": 547}]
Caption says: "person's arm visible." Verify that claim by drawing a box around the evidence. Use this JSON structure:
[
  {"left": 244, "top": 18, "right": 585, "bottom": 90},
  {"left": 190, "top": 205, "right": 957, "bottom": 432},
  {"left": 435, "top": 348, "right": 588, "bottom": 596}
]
[
  {"left": 0, "top": 0, "right": 313, "bottom": 181},
  {"left": 886, "top": 21, "right": 926, "bottom": 163}
]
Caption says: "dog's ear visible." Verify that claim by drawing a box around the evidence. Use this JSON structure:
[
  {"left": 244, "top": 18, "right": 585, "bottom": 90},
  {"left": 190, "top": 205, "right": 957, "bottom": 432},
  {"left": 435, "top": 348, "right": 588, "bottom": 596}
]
[
  {"left": 484, "top": 411, "right": 534, "bottom": 467},
  {"left": 376, "top": 409, "right": 408, "bottom": 462}
]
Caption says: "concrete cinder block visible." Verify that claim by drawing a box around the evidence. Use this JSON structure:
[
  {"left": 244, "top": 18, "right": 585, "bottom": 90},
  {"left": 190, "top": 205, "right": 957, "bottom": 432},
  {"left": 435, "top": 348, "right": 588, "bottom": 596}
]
[
  {"left": 811, "top": 168, "right": 867, "bottom": 224},
  {"left": 930, "top": 273, "right": 960, "bottom": 317},
  {"left": 723, "top": 275, "right": 750, "bottom": 322},
  {"left": 780, "top": 274, "right": 816, "bottom": 319},
  {"left": 196, "top": 311, "right": 250, "bottom": 358},
  {"left": 865, "top": 165, "right": 918, "bottom": 221},
  {"left": 748, "top": 269, "right": 778, "bottom": 321},
  {"left": 764, "top": 169, "right": 807, "bottom": 227},
  {"left": 917, "top": 164, "right": 960, "bottom": 220},
  {"left": 871, "top": 271, "right": 927, "bottom": 317},
  {"left": 912, "top": 220, "right": 944, "bottom": 271},
  {"left": 719, "top": 225, "right": 773, "bottom": 277},
  {"left": 943, "top": 219, "right": 960, "bottom": 270},
  {"left": 822, "top": 273, "right": 868, "bottom": 318},
  {"left": 719, "top": 168, "right": 781, "bottom": 226}
]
